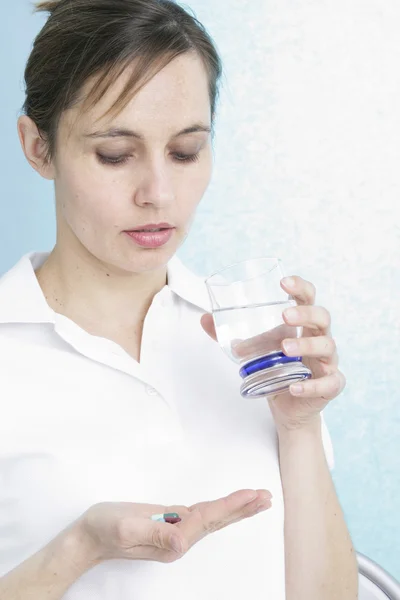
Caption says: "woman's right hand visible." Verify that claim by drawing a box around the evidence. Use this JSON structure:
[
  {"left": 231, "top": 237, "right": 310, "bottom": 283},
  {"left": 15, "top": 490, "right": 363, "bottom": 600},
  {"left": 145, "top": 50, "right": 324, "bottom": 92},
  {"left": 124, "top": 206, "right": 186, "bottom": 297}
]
[{"left": 77, "top": 488, "right": 272, "bottom": 564}]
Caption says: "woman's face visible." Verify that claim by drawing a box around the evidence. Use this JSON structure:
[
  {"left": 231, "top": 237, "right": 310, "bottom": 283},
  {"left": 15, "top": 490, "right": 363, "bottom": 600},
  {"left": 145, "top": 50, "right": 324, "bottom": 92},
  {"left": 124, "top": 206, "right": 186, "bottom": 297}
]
[{"left": 49, "top": 52, "right": 214, "bottom": 274}]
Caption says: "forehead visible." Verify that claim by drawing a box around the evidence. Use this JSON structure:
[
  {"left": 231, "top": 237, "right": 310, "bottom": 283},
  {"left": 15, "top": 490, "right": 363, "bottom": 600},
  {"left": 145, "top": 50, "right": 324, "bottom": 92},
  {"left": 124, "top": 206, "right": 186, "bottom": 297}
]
[{"left": 63, "top": 52, "right": 211, "bottom": 139}]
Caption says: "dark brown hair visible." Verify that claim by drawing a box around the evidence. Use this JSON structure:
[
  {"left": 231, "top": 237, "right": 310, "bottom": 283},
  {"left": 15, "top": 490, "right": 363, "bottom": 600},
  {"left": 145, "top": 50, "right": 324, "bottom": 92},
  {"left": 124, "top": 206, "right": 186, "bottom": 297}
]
[{"left": 22, "top": 0, "right": 223, "bottom": 165}]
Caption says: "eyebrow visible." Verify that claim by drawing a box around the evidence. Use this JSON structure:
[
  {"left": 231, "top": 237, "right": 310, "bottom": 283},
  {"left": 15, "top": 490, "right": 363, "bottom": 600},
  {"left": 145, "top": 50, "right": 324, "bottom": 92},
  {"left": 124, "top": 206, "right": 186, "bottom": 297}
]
[{"left": 83, "top": 123, "right": 211, "bottom": 140}]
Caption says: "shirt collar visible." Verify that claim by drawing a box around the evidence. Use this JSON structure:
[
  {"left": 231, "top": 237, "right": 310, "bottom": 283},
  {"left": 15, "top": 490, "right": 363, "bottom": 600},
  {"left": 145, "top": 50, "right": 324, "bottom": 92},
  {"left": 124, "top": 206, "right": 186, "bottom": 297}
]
[{"left": 0, "top": 251, "right": 211, "bottom": 325}]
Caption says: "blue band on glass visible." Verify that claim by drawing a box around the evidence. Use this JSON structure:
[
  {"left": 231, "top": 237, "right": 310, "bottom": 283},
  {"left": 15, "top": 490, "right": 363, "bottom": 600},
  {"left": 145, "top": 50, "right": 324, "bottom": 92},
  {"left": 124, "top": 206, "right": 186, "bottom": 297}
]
[{"left": 239, "top": 352, "right": 302, "bottom": 378}]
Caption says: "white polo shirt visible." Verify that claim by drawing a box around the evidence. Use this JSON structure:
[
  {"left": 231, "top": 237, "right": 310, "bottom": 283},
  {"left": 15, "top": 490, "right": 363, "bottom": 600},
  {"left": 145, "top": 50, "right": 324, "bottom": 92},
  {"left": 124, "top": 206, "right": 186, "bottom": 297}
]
[{"left": 0, "top": 251, "right": 334, "bottom": 599}]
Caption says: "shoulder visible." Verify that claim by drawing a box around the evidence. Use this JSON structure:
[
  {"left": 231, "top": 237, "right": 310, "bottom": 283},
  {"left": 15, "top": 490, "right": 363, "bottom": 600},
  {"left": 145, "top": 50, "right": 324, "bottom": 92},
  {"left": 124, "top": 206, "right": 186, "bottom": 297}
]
[{"left": 0, "top": 251, "right": 53, "bottom": 325}]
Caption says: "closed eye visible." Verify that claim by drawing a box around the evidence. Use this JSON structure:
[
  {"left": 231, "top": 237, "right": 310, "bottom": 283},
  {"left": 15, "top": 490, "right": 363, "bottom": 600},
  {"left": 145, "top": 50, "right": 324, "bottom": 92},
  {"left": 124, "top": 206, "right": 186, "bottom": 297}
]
[{"left": 97, "top": 153, "right": 200, "bottom": 166}]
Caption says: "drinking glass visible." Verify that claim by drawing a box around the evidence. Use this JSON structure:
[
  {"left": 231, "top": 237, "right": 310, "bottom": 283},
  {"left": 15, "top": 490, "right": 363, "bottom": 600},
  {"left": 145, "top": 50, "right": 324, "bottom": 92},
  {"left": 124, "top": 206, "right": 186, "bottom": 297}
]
[{"left": 205, "top": 257, "right": 312, "bottom": 398}]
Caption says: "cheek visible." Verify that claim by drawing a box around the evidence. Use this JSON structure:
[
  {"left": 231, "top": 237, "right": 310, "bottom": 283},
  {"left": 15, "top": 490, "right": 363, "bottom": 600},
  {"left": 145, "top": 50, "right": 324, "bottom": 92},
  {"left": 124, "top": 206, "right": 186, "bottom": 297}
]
[{"left": 58, "top": 166, "right": 123, "bottom": 236}]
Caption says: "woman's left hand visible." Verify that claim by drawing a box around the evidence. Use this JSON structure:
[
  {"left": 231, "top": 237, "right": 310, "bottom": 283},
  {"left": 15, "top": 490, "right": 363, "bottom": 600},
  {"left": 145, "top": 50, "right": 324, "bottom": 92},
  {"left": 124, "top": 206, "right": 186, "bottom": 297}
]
[{"left": 200, "top": 275, "right": 346, "bottom": 433}]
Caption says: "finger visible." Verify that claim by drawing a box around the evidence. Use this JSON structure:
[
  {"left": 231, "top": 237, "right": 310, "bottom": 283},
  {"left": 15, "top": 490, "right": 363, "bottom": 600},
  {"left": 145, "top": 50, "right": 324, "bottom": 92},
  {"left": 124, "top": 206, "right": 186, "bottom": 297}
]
[
  {"left": 200, "top": 313, "right": 217, "bottom": 341},
  {"left": 127, "top": 503, "right": 190, "bottom": 549},
  {"left": 225, "top": 489, "right": 273, "bottom": 527},
  {"left": 201, "top": 314, "right": 294, "bottom": 358},
  {"left": 130, "top": 544, "right": 183, "bottom": 563},
  {"left": 289, "top": 371, "right": 346, "bottom": 399},
  {"left": 182, "top": 489, "right": 272, "bottom": 543},
  {"left": 116, "top": 514, "right": 186, "bottom": 558},
  {"left": 139, "top": 520, "right": 187, "bottom": 554},
  {"left": 282, "top": 305, "right": 331, "bottom": 333},
  {"left": 281, "top": 276, "right": 316, "bottom": 306},
  {"left": 190, "top": 489, "right": 270, "bottom": 516},
  {"left": 282, "top": 335, "right": 337, "bottom": 360},
  {"left": 230, "top": 323, "right": 295, "bottom": 360},
  {"left": 171, "top": 490, "right": 272, "bottom": 527},
  {"left": 140, "top": 490, "right": 273, "bottom": 563}
]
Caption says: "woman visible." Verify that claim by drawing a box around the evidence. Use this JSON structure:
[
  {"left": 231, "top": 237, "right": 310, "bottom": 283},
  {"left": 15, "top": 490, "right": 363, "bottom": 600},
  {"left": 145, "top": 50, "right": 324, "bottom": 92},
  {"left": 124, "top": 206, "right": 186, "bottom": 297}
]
[{"left": 0, "top": 0, "right": 358, "bottom": 598}]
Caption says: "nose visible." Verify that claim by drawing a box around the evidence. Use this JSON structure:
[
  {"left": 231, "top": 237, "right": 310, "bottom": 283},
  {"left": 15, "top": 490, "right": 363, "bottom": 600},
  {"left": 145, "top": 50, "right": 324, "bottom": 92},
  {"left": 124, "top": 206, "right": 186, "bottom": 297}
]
[{"left": 133, "top": 158, "right": 175, "bottom": 209}]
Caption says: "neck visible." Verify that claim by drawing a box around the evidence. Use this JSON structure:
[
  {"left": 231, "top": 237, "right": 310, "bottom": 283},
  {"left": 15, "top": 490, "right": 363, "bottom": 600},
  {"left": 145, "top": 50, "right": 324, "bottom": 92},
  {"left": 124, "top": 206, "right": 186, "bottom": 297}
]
[{"left": 35, "top": 242, "right": 168, "bottom": 329}]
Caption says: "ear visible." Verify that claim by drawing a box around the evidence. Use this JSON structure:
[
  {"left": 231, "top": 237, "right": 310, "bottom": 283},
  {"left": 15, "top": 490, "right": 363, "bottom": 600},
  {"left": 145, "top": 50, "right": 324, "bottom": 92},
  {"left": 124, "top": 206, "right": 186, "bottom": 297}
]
[
  {"left": 200, "top": 312, "right": 217, "bottom": 342},
  {"left": 17, "top": 115, "right": 55, "bottom": 180}
]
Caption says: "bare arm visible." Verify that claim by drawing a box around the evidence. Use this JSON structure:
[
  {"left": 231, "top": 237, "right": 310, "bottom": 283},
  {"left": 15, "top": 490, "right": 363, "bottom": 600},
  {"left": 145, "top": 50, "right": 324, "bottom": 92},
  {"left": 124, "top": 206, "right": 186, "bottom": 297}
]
[
  {"left": 0, "top": 518, "right": 100, "bottom": 600},
  {"left": 0, "top": 489, "right": 273, "bottom": 599},
  {"left": 278, "top": 416, "right": 359, "bottom": 600}
]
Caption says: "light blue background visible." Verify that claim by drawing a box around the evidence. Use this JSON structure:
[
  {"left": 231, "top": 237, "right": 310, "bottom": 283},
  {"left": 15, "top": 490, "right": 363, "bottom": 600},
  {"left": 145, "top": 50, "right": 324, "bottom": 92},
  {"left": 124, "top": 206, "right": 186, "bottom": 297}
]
[{"left": 1, "top": 0, "right": 399, "bottom": 580}]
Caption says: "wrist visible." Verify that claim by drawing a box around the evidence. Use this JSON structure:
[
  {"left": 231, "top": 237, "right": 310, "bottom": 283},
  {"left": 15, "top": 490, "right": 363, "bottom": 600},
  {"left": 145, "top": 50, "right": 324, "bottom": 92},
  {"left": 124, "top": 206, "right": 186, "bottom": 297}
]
[
  {"left": 60, "top": 516, "right": 103, "bottom": 574},
  {"left": 276, "top": 414, "right": 322, "bottom": 443}
]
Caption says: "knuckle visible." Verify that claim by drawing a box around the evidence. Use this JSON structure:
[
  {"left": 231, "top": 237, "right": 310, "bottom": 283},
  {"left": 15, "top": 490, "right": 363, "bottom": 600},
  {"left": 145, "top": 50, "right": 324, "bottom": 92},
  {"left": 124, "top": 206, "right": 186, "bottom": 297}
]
[
  {"left": 323, "top": 372, "right": 343, "bottom": 399},
  {"left": 334, "top": 371, "right": 345, "bottom": 394},
  {"left": 320, "top": 361, "right": 335, "bottom": 377},
  {"left": 341, "top": 372, "right": 347, "bottom": 388},
  {"left": 323, "top": 308, "right": 332, "bottom": 328},
  {"left": 328, "top": 337, "right": 336, "bottom": 354}
]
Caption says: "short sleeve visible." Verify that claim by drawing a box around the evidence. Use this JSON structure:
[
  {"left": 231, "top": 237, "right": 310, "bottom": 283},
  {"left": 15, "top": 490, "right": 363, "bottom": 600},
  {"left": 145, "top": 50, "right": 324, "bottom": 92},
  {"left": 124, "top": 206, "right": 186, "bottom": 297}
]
[{"left": 320, "top": 411, "right": 335, "bottom": 470}]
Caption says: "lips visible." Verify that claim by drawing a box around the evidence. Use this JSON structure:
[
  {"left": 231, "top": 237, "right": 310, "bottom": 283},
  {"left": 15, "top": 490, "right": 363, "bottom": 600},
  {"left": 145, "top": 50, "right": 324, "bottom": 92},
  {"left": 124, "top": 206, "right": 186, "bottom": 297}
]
[
  {"left": 125, "top": 228, "right": 174, "bottom": 248},
  {"left": 127, "top": 222, "right": 174, "bottom": 232},
  {"left": 135, "top": 228, "right": 168, "bottom": 232}
]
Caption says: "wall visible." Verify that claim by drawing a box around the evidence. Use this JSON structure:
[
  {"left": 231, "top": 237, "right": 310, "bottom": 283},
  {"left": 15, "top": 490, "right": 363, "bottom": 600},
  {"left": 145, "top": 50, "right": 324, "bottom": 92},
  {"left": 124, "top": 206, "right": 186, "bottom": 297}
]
[{"left": 1, "top": 0, "right": 399, "bottom": 580}]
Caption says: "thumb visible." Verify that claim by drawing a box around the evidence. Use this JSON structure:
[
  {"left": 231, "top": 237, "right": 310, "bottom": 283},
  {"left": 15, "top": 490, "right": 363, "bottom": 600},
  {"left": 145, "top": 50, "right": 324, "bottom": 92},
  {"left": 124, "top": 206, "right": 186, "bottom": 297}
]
[
  {"left": 142, "top": 522, "right": 185, "bottom": 554},
  {"left": 200, "top": 312, "right": 217, "bottom": 342}
]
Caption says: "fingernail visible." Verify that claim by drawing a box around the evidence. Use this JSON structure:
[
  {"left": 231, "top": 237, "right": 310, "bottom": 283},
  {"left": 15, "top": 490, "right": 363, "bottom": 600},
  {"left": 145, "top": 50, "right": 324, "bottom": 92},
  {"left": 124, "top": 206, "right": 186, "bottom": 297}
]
[
  {"left": 284, "top": 307, "right": 298, "bottom": 322},
  {"left": 244, "top": 493, "right": 258, "bottom": 505},
  {"left": 290, "top": 384, "right": 304, "bottom": 395},
  {"left": 283, "top": 340, "right": 297, "bottom": 354},
  {"left": 231, "top": 339, "right": 243, "bottom": 348},
  {"left": 282, "top": 277, "right": 295, "bottom": 288},
  {"left": 257, "top": 496, "right": 273, "bottom": 509}
]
